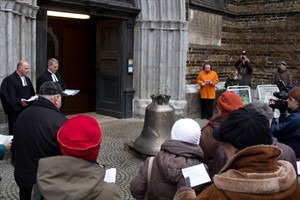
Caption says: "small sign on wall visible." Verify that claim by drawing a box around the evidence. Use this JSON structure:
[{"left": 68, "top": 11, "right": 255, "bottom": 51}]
[{"left": 128, "top": 58, "right": 133, "bottom": 73}]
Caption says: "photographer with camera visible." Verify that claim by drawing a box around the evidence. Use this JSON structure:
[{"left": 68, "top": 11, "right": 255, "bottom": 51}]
[
  {"left": 270, "top": 87, "right": 300, "bottom": 158},
  {"left": 234, "top": 50, "right": 253, "bottom": 87}
]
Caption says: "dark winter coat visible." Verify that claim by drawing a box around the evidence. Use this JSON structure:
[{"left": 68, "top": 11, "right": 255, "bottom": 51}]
[
  {"left": 174, "top": 145, "right": 300, "bottom": 200},
  {"left": 199, "top": 116, "right": 227, "bottom": 167},
  {"left": 13, "top": 97, "right": 67, "bottom": 189},
  {"left": 130, "top": 140, "right": 205, "bottom": 200},
  {"left": 0, "top": 71, "right": 35, "bottom": 114},
  {"left": 234, "top": 60, "right": 253, "bottom": 87},
  {"left": 208, "top": 140, "right": 297, "bottom": 178},
  {"left": 224, "top": 74, "right": 242, "bottom": 88},
  {"left": 36, "top": 70, "right": 66, "bottom": 92},
  {"left": 273, "top": 68, "right": 292, "bottom": 86},
  {"left": 271, "top": 108, "right": 300, "bottom": 158}
]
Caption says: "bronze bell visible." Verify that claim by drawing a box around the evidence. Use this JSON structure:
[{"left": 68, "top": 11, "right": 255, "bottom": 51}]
[{"left": 133, "top": 94, "right": 175, "bottom": 156}]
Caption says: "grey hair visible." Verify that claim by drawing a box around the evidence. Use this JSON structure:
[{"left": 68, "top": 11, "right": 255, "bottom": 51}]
[
  {"left": 244, "top": 101, "right": 273, "bottom": 121},
  {"left": 48, "top": 58, "right": 58, "bottom": 65}
]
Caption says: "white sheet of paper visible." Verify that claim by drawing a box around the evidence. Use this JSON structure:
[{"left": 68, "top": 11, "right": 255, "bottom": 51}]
[
  {"left": 297, "top": 161, "right": 300, "bottom": 175},
  {"left": 182, "top": 163, "right": 211, "bottom": 187},
  {"left": 104, "top": 168, "right": 116, "bottom": 183},
  {"left": 0, "top": 134, "right": 13, "bottom": 144},
  {"left": 64, "top": 89, "right": 80, "bottom": 96},
  {"left": 25, "top": 95, "right": 38, "bottom": 102}
]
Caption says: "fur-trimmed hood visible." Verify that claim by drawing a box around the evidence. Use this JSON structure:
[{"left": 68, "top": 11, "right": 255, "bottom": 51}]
[
  {"left": 214, "top": 145, "right": 295, "bottom": 195},
  {"left": 174, "top": 145, "right": 300, "bottom": 200}
]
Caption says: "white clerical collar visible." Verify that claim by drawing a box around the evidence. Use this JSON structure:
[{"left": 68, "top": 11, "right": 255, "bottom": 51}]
[
  {"left": 20, "top": 76, "right": 27, "bottom": 86},
  {"left": 51, "top": 74, "right": 59, "bottom": 82}
]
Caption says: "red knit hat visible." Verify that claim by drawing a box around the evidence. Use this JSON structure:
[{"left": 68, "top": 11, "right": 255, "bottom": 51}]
[
  {"left": 218, "top": 91, "right": 244, "bottom": 116},
  {"left": 57, "top": 115, "right": 102, "bottom": 161}
]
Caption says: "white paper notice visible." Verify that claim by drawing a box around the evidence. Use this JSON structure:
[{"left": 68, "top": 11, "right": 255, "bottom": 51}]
[
  {"left": 24, "top": 95, "right": 38, "bottom": 102},
  {"left": 104, "top": 168, "right": 116, "bottom": 183},
  {"left": 0, "top": 134, "right": 13, "bottom": 144},
  {"left": 182, "top": 163, "right": 211, "bottom": 187},
  {"left": 297, "top": 161, "right": 300, "bottom": 175},
  {"left": 64, "top": 89, "right": 80, "bottom": 96}
]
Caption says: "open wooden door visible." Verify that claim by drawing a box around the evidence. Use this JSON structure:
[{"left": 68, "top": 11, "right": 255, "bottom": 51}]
[
  {"left": 47, "top": 18, "right": 95, "bottom": 114},
  {"left": 96, "top": 20, "right": 124, "bottom": 117}
]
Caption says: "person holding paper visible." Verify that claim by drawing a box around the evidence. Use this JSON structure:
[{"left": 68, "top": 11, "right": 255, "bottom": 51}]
[
  {"left": 0, "top": 141, "right": 11, "bottom": 160},
  {"left": 0, "top": 60, "right": 35, "bottom": 135},
  {"left": 32, "top": 115, "right": 121, "bottom": 200},
  {"left": 36, "top": 58, "right": 67, "bottom": 112},
  {"left": 174, "top": 106, "right": 300, "bottom": 200},
  {"left": 36, "top": 58, "right": 66, "bottom": 92},
  {"left": 130, "top": 118, "right": 207, "bottom": 200},
  {"left": 196, "top": 62, "right": 219, "bottom": 120}
]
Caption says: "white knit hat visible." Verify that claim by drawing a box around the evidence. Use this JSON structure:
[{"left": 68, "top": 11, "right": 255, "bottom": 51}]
[{"left": 170, "top": 118, "right": 201, "bottom": 144}]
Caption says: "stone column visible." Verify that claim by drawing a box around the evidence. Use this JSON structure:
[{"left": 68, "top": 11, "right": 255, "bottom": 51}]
[
  {"left": 133, "top": 0, "right": 188, "bottom": 118},
  {"left": 0, "top": 0, "right": 39, "bottom": 124}
]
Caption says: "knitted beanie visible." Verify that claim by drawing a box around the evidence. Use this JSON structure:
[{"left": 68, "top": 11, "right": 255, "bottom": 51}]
[
  {"left": 170, "top": 118, "right": 201, "bottom": 144},
  {"left": 57, "top": 115, "right": 102, "bottom": 161},
  {"left": 218, "top": 91, "right": 244, "bottom": 116},
  {"left": 213, "top": 107, "right": 273, "bottom": 149}
]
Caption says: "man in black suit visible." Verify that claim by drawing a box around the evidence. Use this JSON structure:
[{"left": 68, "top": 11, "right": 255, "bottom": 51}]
[
  {"left": 36, "top": 58, "right": 66, "bottom": 92},
  {"left": 36, "top": 58, "right": 67, "bottom": 112}
]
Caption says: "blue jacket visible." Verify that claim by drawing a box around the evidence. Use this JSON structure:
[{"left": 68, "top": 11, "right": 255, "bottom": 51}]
[
  {"left": 271, "top": 108, "right": 300, "bottom": 158},
  {"left": 0, "top": 144, "right": 6, "bottom": 160}
]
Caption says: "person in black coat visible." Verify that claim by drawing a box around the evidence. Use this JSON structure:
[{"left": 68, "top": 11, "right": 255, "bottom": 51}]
[
  {"left": 36, "top": 58, "right": 66, "bottom": 92},
  {"left": 234, "top": 51, "right": 253, "bottom": 87},
  {"left": 0, "top": 60, "right": 35, "bottom": 135},
  {"left": 36, "top": 58, "right": 67, "bottom": 112},
  {"left": 13, "top": 81, "right": 68, "bottom": 200}
]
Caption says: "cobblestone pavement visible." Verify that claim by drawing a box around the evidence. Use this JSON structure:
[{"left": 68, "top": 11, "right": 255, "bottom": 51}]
[{"left": 0, "top": 116, "right": 207, "bottom": 199}]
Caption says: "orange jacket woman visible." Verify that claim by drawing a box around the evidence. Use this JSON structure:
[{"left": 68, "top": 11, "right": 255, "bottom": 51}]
[{"left": 196, "top": 63, "right": 219, "bottom": 120}]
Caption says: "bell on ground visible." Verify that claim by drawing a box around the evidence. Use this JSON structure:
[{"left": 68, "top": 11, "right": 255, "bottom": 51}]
[{"left": 133, "top": 94, "right": 175, "bottom": 156}]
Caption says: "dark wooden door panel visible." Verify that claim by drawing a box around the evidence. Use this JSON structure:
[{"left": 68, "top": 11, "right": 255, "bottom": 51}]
[
  {"left": 63, "top": 27, "right": 89, "bottom": 113},
  {"left": 96, "top": 20, "right": 123, "bottom": 117}
]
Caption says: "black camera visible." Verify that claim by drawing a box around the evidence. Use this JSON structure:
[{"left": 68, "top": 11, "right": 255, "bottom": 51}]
[
  {"left": 242, "top": 51, "right": 246, "bottom": 59},
  {"left": 269, "top": 81, "right": 289, "bottom": 112}
]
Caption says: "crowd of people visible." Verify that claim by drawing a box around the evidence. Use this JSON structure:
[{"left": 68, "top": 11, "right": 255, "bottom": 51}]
[
  {"left": 0, "top": 55, "right": 298, "bottom": 200},
  {"left": 132, "top": 88, "right": 300, "bottom": 199}
]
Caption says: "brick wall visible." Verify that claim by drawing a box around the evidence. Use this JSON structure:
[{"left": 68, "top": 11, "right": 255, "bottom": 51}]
[{"left": 187, "top": 1, "right": 300, "bottom": 88}]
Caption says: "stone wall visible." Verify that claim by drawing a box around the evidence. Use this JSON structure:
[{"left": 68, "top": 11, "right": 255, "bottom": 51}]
[
  {"left": 186, "top": 1, "right": 300, "bottom": 88},
  {"left": 133, "top": 0, "right": 188, "bottom": 118},
  {"left": 0, "top": 0, "right": 38, "bottom": 124}
]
